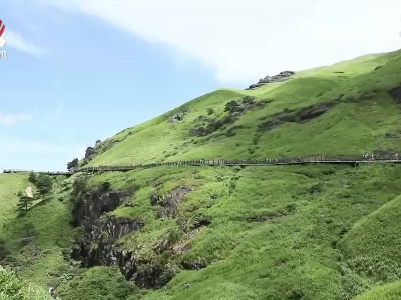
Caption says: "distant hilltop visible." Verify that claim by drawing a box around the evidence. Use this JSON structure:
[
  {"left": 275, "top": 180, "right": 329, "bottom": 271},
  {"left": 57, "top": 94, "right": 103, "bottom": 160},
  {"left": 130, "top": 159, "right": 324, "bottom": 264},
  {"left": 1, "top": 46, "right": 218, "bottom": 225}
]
[{"left": 246, "top": 70, "right": 295, "bottom": 90}]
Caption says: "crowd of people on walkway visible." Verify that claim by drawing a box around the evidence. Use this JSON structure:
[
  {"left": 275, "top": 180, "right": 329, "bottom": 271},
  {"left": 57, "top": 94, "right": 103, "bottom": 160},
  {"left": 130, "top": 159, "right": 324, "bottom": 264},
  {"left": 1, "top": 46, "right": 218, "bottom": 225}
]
[{"left": 362, "top": 153, "right": 399, "bottom": 160}]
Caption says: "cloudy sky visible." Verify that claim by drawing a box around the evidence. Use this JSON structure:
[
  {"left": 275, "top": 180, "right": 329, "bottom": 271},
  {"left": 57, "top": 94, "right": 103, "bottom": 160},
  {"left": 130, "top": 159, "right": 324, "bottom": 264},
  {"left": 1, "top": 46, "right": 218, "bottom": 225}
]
[{"left": 0, "top": 0, "right": 401, "bottom": 170}]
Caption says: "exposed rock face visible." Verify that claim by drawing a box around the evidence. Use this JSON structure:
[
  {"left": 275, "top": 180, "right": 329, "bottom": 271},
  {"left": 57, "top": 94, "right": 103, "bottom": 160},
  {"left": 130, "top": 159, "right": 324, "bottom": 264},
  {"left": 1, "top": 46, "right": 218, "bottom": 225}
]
[
  {"left": 71, "top": 188, "right": 132, "bottom": 227},
  {"left": 246, "top": 70, "right": 295, "bottom": 90},
  {"left": 189, "top": 96, "right": 268, "bottom": 137},
  {"left": 388, "top": 86, "right": 401, "bottom": 104},
  {"left": 70, "top": 186, "right": 177, "bottom": 289},
  {"left": 71, "top": 216, "right": 143, "bottom": 267},
  {"left": 167, "top": 107, "right": 190, "bottom": 123},
  {"left": 21, "top": 236, "right": 35, "bottom": 245},
  {"left": 258, "top": 102, "right": 336, "bottom": 132},
  {"left": 119, "top": 250, "right": 176, "bottom": 289},
  {"left": 150, "top": 186, "right": 194, "bottom": 218}
]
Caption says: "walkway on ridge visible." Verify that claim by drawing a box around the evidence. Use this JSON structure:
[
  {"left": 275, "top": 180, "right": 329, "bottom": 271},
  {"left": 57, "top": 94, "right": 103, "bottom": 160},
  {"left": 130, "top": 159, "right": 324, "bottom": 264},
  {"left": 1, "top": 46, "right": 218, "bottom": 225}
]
[{"left": 2, "top": 155, "right": 401, "bottom": 176}]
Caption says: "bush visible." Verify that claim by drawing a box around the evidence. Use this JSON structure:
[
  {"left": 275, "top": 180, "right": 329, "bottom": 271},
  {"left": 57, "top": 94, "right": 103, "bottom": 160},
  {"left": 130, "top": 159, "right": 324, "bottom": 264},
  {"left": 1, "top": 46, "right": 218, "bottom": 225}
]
[
  {"left": 0, "top": 266, "right": 50, "bottom": 299},
  {"left": 28, "top": 172, "right": 37, "bottom": 185},
  {"left": 241, "top": 95, "right": 256, "bottom": 104},
  {"left": 101, "top": 181, "right": 111, "bottom": 192},
  {"left": 58, "top": 266, "right": 141, "bottom": 300}
]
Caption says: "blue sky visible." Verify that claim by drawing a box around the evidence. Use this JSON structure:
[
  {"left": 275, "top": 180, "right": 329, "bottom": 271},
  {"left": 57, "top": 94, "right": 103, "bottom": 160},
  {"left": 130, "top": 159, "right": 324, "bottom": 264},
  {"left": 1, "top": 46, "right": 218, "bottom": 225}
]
[{"left": 1, "top": 0, "right": 401, "bottom": 171}]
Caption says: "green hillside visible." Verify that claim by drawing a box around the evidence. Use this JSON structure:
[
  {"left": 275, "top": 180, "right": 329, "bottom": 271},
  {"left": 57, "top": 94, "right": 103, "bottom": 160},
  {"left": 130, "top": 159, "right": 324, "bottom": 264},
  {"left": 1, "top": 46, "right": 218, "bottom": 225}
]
[
  {"left": 353, "top": 280, "right": 401, "bottom": 300},
  {"left": 84, "top": 50, "right": 401, "bottom": 166},
  {"left": 2, "top": 49, "right": 401, "bottom": 299}
]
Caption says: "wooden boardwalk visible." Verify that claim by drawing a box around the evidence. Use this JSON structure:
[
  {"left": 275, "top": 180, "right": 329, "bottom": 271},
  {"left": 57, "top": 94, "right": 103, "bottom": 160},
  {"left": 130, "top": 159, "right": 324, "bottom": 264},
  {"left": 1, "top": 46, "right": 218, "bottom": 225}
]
[
  {"left": 2, "top": 155, "right": 401, "bottom": 176},
  {"left": 2, "top": 169, "right": 72, "bottom": 175}
]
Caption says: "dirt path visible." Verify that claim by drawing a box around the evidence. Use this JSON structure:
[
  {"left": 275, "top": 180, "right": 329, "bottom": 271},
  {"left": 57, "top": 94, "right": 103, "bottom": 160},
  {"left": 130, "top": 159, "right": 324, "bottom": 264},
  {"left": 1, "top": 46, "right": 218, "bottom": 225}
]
[{"left": 25, "top": 186, "right": 33, "bottom": 198}]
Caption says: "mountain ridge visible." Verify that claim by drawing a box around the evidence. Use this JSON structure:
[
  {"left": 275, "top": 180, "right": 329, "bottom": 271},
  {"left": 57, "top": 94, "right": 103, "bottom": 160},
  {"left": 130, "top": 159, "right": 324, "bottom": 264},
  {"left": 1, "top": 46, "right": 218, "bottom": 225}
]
[{"left": 1, "top": 49, "right": 401, "bottom": 300}]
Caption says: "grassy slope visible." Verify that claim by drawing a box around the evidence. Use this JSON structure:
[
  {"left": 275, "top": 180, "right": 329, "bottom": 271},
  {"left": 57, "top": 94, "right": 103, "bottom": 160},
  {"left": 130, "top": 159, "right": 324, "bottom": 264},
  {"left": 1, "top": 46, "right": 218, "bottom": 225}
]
[
  {"left": 88, "top": 50, "right": 401, "bottom": 166},
  {"left": 58, "top": 49, "right": 401, "bottom": 299},
  {"left": 0, "top": 174, "right": 28, "bottom": 228},
  {"left": 0, "top": 174, "right": 75, "bottom": 288},
  {"left": 77, "top": 163, "right": 401, "bottom": 300},
  {"left": 353, "top": 280, "right": 401, "bottom": 300},
  {"left": 3, "top": 50, "right": 401, "bottom": 299}
]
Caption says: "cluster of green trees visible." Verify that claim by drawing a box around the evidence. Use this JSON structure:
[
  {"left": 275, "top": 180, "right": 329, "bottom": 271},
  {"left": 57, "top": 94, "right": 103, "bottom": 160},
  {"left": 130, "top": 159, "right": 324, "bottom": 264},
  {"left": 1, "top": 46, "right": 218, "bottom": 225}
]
[
  {"left": 66, "top": 139, "right": 103, "bottom": 171},
  {"left": 67, "top": 158, "right": 79, "bottom": 171},
  {"left": 16, "top": 172, "right": 53, "bottom": 217}
]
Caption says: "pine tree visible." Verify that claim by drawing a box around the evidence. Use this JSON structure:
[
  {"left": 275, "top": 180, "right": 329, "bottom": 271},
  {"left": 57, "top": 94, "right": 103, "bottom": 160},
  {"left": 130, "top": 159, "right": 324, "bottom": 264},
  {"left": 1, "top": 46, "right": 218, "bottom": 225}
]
[
  {"left": 36, "top": 173, "right": 53, "bottom": 199},
  {"left": 28, "top": 172, "right": 37, "bottom": 185},
  {"left": 16, "top": 196, "right": 33, "bottom": 216}
]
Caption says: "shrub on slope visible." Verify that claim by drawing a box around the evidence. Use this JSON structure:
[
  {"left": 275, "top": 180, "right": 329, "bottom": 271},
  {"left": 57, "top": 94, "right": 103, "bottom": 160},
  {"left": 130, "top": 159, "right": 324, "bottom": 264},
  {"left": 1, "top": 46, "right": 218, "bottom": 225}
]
[
  {"left": 0, "top": 266, "right": 49, "bottom": 300},
  {"left": 57, "top": 266, "right": 141, "bottom": 300}
]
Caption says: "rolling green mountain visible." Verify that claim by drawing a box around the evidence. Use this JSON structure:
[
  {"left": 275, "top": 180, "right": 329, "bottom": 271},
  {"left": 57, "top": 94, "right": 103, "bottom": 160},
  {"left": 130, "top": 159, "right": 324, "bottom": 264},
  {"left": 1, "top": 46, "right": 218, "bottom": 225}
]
[{"left": 1, "top": 49, "right": 401, "bottom": 300}]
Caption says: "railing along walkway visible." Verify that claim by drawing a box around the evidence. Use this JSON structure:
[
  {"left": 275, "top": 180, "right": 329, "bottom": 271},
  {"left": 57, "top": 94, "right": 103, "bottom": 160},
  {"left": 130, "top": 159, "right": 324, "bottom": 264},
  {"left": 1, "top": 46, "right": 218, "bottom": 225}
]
[{"left": 2, "top": 155, "right": 401, "bottom": 175}]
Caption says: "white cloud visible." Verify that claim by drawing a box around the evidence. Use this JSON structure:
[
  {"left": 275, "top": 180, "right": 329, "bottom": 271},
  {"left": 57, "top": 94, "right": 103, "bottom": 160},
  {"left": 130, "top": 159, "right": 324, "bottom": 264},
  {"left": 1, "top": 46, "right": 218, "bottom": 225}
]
[
  {"left": 3, "top": 30, "right": 46, "bottom": 55},
  {"left": 29, "top": 0, "right": 401, "bottom": 83},
  {"left": 0, "top": 112, "right": 32, "bottom": 125}
]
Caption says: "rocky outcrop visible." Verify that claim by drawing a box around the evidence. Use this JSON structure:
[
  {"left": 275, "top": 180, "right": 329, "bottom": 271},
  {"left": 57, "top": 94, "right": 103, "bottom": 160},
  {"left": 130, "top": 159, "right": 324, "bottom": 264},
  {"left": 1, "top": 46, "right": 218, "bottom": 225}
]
[
  {"left": 167, "top": 108, "right": 190, "bottom": 123},
  {"left": 21, "top": 236, "right": 35, "bottom": 245},
  {"left": 69, "top": 186, "right": 179, "bottom": 289},
  {"left": 68, "top": 182, "right": 214, "bottom": 289},
  {"left": 71, "top": 216, "right": 143, "bottom": 267},
  {"left": 388, "top": 86, "right": 401, "bottom": 104},
  {"left": 246, "top": 70, "right": 295, "bottom": 90},
  {"left": 150, "top": 186, "right": 194, "bottom": 218},
  {"left": 71, "top": 187, "right": 132, "bottom": 227},
  {"left": 258, "top": 102, "right": 336, "bottom": 132},
  {"left": 189, "top": 96, "right": 268, "bottom": 137},
  {"left": 119, "top": 250, "right": 177, "bottom": 289},
  {"left": 70, "top": 213, "right": 178, "bottom": 289}
]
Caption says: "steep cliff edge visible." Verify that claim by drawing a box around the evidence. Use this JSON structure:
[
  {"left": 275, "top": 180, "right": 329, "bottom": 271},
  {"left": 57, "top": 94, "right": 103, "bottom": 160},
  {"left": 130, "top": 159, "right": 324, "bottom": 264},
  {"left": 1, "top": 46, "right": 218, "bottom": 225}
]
[{"left": 68, "top": 179, "right": 189, "bottom": 289}]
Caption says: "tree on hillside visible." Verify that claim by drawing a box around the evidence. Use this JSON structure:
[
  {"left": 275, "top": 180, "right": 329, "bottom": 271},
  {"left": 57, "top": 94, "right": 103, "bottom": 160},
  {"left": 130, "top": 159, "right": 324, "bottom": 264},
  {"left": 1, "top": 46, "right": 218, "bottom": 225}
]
[
  {"left": 16, "top": 195, "right": 33, "bottom": 216},
  {"left": 85, "top": 147, "right": 95, "bottom": 159},
  {"left": 28, "top": 172, "right": 37, "bottom": 185},
  {"left": 35, "top": 173, "right": 53, "bottom": 199},
  {"left": 67, "top": 158, "right": 79, "bottom": 171}
]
